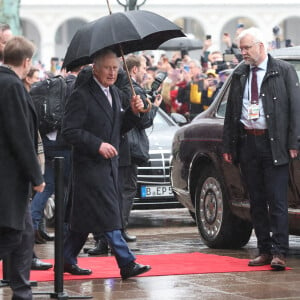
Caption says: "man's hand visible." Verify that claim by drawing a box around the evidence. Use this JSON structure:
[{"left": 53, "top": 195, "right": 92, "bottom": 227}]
[
  {"left": 182, "top": 69, "right": 191, "bottom": 83},
  {"left": 223, "top": 153, "right": 232, "bottom": 163},
  {"left": 203, "top": 38, "right": 212, "bottom": 51},
  {"left": 99, "top": 142, "right": 118, "bottom": 159},
  {"left": 222, "top": 33, "right": 232, "bottom": 47},
  {"left": 153, "top": 94, "right": 163, "bottom": 107},
  {"left": 290, "top": 149, "right": 299, "bottom": 159},
  {"left": 130, "top": 94, "right": 146, "bottom": 114},
  {"left": 33, "top": 182, "right": 46, "bottom": 193}
]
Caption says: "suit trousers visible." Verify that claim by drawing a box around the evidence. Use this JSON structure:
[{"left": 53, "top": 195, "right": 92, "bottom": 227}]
[
  {"left": 64, "top": 228, "right": 135, "bottom": 268},
  {"left": 120, "top": 164, "right": 138, "bottom": 228},
  {"left": 31, "top": 137, "right": 71, "bottom": 230},
  {"left": 239, "top": 133, "right": 289, "bottom": 256},
  {"left": 0, "top": 206, "right": 34, "bottom": 300}
]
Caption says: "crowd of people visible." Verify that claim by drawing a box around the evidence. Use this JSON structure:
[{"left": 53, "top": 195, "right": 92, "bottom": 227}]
[
  {"left": 43, "top": 45, "right": 237, "bottom": 122},
  {"left": 1, "top": 20, "right": 298, "bottom": 300}
]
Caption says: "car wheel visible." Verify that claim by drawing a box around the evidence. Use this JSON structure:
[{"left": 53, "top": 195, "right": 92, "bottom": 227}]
[
  {"left": 44, "top": 195, "right": 55, "bottom": 227},
  {"left": 195, "top": 166, "right": 252, "bottom": 249}
]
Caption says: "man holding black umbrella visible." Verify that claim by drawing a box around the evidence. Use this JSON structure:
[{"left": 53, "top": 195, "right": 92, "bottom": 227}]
[{"left": 62, "top": 48, "right": 151, "bottom": 279}]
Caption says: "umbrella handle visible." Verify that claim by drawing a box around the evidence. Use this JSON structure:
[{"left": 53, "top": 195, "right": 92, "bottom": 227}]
[{"left": 140, "top": 99, "right": 152, "bottom": 113}]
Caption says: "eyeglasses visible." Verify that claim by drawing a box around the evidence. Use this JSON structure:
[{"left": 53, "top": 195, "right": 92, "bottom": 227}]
[{"left": 239, "top": 42, "right": 260, "bottom": 52}]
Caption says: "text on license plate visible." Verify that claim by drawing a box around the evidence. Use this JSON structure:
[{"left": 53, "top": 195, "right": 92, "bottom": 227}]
[{"left": 140, "top": 185, "right": 173, "bottom": 198}]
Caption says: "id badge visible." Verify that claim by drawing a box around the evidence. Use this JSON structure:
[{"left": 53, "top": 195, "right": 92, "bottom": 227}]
[{"left": 248, "top": 103, "right": 260, "bottom": 120}]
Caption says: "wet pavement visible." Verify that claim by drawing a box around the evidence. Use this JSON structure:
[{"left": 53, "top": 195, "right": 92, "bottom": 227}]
[{"left": 1, "top": 208, "right": 300, "bottom": 299}]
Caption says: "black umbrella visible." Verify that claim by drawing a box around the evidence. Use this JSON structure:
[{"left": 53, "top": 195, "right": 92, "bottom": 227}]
[
  {"left": 159, "top": 36, "right": 203, "bottom": 51},
  {"left": 62, "top": 20, "right": 96, "bottom": 71},
  {"left": 62, "top": 10, "right": 185, "bottom": 71}
]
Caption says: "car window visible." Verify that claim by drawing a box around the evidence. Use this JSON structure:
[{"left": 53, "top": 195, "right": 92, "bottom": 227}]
[
  {"left": 216, "top": 59, "right": 300, "bottom": 118},
  {"left": 287, "top": 60, "right": 300, "bottom": 79},
  {"left": 216, "top": 78, "right": 231, "bottom": 118}
]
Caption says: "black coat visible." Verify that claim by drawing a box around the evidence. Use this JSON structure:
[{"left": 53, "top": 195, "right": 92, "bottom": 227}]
[
  {"left": 223, "top": 54, "right": 300, "bottom": 166},
  {"left": 132, "top": 79, "right": 158, "bottom": 129},
  {"left": 62, "top": 77, "right": 140, "bottom": 233},
  {"left": 0, "top": 66, "right": 44, "bottom": 230},
  {"left": 127, "top": 79, "right": 158, "bottom": 165}
]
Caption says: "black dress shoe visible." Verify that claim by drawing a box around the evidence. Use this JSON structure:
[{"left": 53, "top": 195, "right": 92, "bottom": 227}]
[
  {"left": 39, "top": 229, "right": 54, "bottom": 241},
  {"left": 34, "top": 230, "right": 47, "bottom": 244},
  {"left": 271, "top": 255, "right": 286, "bottom": 271},
  {"left": 248, "top": 254, "right": 272, "bottom": 266},
  {"left": 87, "top": 240, "right": 109, "bottom": 256},
  {"left": 83, "top": 247, "right": 92, "bottom": 254},
  {"left": 63, "top": 263, "right": 92, "bottom": 275},
  {"left": 31, "top": 258, "right": 53, "bottom": 270},
  {"left": 120, "top": 261, "right": 151, "bottom": 279},
  {"left": 122, "top": 231, "right": 137, "bottom": 243}
]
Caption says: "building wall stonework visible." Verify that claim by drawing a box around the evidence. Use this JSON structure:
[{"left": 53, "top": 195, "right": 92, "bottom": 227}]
[{"left": 19, "top": 0, "right": 300, "bottom": 68}]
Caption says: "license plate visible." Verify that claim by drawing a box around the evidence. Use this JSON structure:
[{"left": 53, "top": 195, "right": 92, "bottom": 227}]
[{"left": 140, "top": 185, "right": 173, "bottom": 198}]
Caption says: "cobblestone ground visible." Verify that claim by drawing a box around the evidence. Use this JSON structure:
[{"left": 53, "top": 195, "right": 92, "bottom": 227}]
[{"left": 1, "top": 208, "right": 300, "bottom": 299}]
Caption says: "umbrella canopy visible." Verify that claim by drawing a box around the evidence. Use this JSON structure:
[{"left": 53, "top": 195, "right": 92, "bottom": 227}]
[
  {"left": 159, "top": 36, "right": 203, "bottom": 51},
  {"left": 62, "top": 10, "right": 185, "bottom": 71},
  {"left": 62, "top": 20, "right": 96, "bottom": 71}
]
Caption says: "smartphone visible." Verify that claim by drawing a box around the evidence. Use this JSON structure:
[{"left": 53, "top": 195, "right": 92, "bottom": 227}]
[
  {"left": 206, "top": 35, "right": 211, "bottom": 40},
  {"left": 183, "top": 65, "right": 190, "bottom": 72}
]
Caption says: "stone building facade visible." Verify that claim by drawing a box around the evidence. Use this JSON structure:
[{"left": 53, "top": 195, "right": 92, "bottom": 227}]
[{"left": 19, "top": 0, "right": 300, "bottom": 69}]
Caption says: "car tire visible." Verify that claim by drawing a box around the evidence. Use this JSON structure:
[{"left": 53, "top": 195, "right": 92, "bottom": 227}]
[
  {"left": 189, "top": 210, "right": 196, "bottom": 221},
  {"left": 195, "top": 166, "right": 252, "bottom": 249}
]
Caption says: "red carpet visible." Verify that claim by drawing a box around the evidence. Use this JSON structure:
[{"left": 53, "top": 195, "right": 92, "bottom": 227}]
[{"left": 0, "top": 252, "right": 284, "bottom": 282}]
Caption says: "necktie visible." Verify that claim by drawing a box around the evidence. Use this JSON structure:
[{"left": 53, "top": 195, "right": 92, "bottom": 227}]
[
  {"left": 103, "top": 88, "right": 112, "bottom": 106},
  {"left": 251, "top": 67, "right": 259, "bottom": 104}
]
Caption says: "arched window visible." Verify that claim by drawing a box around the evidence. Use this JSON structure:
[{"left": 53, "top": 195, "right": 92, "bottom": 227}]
[{"left": 55, "top": 18, "right": 87, "bottom": 60}]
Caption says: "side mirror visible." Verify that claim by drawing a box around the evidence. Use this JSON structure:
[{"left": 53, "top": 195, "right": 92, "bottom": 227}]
[{"left": 171, "top": 113, "right": 187, "bottom": 126}]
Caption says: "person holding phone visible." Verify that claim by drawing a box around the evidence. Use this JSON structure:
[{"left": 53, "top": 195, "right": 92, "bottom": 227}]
[
  {"left": 177, "top": 59, "right": 209, "bottom": 120},
  {"left": 200, "top": 34, "right": 213, "bottom": 70},
  {"left": 223, "top": 27, "right": 244, "bottom": 62}
]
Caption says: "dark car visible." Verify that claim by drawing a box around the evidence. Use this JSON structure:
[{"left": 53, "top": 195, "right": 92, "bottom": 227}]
[
  {"left": 170, "top": 46, "right": 300, "bottom": 249},
  {"left": 133, "top": 108, "right": 186, "bottom": 209}
]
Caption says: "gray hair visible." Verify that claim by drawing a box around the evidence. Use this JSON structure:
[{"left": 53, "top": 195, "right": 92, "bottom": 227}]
[
  {"left": 93, "top": 48, "right": 118, "bottom": 66},
  {"left": 237, "top": 27, "right": 268, "bottom": 54}
]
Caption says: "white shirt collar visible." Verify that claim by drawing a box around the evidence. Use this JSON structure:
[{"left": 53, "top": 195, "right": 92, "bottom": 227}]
[
  {"left": 252, "top": 56, "right": 268, "bottom": 71},
  {"left": 93, "top": 75, "right": 109, "bottom": 92}
]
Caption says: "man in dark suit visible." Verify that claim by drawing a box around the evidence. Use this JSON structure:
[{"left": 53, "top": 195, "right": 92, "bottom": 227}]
[
  {"left": 0, "top": 36, "right": 45, "bottom": 300},
  {"left": 222, "top": 27, "right": 300, "bottom": 270},
  {"left": 30, "top": 65, "right": 83, "bottom": 245},
  {"left": 123, "top": 54, "right": 162, "bottom": 234},
  {"left": 62, "top": 49, "right": 151, "bottom": 279}
]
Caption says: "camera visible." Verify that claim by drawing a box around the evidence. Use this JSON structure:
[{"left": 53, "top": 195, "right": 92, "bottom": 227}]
[{"left": 146, "top": 71, "right": 167, "bottom": 102}]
